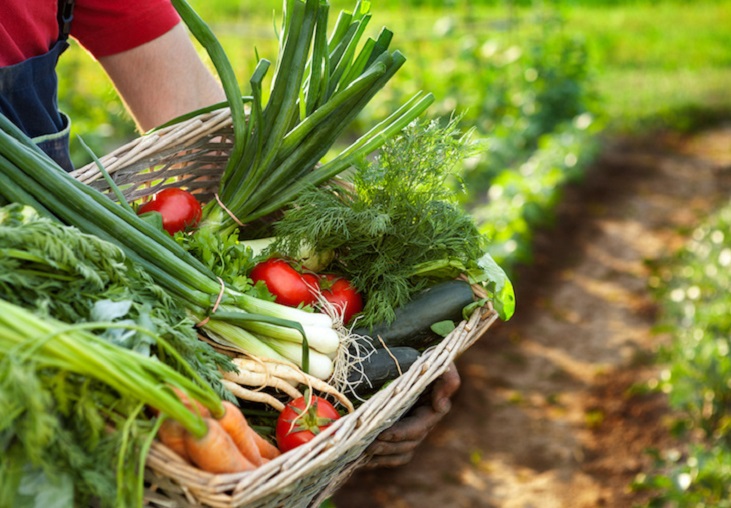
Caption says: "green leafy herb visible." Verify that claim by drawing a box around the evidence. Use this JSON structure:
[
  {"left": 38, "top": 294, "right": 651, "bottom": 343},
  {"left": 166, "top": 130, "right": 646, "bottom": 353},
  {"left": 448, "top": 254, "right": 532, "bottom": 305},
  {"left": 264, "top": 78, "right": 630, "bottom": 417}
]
[
  {"left": 272, "top": 117, "right": 515, "bottom": 325},
  {"left": 0, "top": 300, "right": 222, "bottom": 507},
  {"left": 0, "top": 204, "right": 235, "bottom": 397},
  {"left": 175, "top": 226, "right": 257, "bottom": 294}
]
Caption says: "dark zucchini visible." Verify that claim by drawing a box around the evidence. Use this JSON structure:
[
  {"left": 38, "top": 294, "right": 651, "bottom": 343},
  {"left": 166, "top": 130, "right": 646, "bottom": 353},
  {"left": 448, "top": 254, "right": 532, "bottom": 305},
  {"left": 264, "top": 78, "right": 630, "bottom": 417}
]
[
  {"left": 346, "top": 346, "right": 421, "bottom": 396},
  {"left": 353, "top": 279, "right": 475, "bottom": 350}
]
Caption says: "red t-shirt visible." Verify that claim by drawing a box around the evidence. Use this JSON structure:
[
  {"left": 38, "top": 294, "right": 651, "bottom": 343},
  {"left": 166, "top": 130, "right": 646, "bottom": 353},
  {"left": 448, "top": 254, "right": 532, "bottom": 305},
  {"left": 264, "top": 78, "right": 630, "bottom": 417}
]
[{"left": 0, "top": 0, "right": 181, "bottom": 66}]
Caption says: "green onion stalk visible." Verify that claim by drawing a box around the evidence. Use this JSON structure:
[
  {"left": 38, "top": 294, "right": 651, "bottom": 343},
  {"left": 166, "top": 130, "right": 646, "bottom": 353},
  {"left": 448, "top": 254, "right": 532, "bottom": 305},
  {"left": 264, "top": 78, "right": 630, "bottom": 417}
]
[
  {"left": 0, "top": 299, "right": 218, "bottom": 437},
  {"left": 0, "top": 116, "right": 330, "bottom": 376},
  {"left": 0, "top": 299, "right": 222, "bottom": 506},
  {"left": 171, "top": 0, "right": 435, "bottom": 237}
]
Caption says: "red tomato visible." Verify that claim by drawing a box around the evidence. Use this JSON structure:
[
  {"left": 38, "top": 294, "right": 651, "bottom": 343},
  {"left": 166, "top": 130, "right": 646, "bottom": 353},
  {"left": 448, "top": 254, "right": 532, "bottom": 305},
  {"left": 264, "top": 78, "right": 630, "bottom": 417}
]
[
  {"left": 137, "top": 188, "right": 202, "bottom": 235},
  {"left": 275, "top": 393, "right": 341, "bottom": 452},
  {"left": 319, "top": 274, "right": 363, "bottom": 325},
  {"left": 249, "top": 259, "right": 319, "bottom": 307}
]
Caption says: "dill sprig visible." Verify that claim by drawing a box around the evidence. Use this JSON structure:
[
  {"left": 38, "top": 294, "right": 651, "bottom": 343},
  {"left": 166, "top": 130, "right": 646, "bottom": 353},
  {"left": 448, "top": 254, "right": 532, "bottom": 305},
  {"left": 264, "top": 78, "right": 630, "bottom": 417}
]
[{"left": 272, "top": 117, "right": 492, "bottom": 326}]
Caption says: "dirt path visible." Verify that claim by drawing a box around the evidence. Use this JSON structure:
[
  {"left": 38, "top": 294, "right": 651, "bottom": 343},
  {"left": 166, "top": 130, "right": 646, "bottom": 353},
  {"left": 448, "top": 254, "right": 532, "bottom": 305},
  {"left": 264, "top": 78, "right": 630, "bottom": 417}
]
[{"left": 333, "top": 124, "right": 731, "bottom": 507}]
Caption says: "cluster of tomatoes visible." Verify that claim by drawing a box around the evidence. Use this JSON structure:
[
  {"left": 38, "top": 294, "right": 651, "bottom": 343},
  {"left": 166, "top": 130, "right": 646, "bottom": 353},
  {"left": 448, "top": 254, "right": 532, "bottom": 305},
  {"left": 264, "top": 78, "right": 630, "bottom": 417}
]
[{"left": 250, "top": 258, "right": 363, "bottom": 326}]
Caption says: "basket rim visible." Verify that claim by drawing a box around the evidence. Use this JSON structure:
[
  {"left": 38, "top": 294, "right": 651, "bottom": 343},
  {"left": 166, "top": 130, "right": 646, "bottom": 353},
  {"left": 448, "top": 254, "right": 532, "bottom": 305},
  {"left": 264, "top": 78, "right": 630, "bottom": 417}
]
[{"left": 70, "top": 107, "right": 234, "bottom": 186}]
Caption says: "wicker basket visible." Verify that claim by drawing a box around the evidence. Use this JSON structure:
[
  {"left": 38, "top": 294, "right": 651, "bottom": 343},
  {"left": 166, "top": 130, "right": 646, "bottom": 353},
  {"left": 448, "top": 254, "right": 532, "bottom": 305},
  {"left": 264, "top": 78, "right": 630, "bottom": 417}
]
[{"left": 72, "top": 108, "right": 499, "bottom": 508}]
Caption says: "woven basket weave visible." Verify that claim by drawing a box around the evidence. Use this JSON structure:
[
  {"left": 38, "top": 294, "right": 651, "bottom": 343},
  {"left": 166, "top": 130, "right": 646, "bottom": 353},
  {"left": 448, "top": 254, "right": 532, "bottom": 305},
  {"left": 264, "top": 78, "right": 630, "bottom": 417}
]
[{"left": 73, "top": 108, "right": 499, "bottom": 508}]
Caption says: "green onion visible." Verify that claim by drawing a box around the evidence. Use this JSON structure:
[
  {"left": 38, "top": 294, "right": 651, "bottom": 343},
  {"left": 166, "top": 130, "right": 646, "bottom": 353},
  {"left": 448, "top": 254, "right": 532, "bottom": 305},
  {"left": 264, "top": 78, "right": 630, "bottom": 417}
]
[
  {"left": 266, "top": 339, "right": 334, "bottom": 380},
  {"left": 0, "top": 115, "right": 324, "bottom": 376},
  {"left": 171, "top": 0, "right": 248, "bottom": 174},
  {"left": 0, "top": 299, "right": 218, "bottom": 437},
  {"left": 214, "top": 307, "right": 339, "bottom": 355},
  {"left": 169, "top": 0, "right": 435, "bottom": 234},
  {"left": 202, "top": 320, "right": 288, "bottom": 363}
]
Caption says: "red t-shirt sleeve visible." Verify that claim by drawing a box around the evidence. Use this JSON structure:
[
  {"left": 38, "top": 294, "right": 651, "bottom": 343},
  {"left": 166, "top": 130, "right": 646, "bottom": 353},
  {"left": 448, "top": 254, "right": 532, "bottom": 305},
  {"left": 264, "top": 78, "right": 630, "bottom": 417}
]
[
  {"left": 0, "top": 2, "right": 58, "bottom": 66},
  {"left": 72, "top": 0, "right": 181, "bottom": 58}
]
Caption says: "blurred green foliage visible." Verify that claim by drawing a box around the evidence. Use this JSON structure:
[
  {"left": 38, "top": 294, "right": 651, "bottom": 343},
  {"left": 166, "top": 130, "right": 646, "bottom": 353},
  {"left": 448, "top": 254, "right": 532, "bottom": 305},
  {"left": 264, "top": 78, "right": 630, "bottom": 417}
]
[
  {"left": 562, "top": 0, "right": 731, "bottom": 132},
  {"left": 56, "top": 0, "right": 731, "bottom": 161},
  {"left": 637, "top": 205, "right": 731, "bottom": 505}
]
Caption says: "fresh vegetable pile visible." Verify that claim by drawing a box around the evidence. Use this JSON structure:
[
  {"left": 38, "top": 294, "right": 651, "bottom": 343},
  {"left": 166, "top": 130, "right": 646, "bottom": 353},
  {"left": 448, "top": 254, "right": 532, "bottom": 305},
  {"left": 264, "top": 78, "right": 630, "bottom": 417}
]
[{"left": 0, "top": 1, "right": 514, "bottom": 506}]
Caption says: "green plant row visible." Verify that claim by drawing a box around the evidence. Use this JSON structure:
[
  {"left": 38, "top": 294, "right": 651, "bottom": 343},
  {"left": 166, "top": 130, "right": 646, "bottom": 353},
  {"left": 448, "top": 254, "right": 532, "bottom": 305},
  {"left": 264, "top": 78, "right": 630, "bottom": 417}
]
[
  {"left": 471, "top": 116, "right": 600, "bottom": 274},
  {"left": 442, "top": 26, "right": 601, "bottom": 275},
  {"left": 635, "top": 204, "right": 731, "bottom": 506}
]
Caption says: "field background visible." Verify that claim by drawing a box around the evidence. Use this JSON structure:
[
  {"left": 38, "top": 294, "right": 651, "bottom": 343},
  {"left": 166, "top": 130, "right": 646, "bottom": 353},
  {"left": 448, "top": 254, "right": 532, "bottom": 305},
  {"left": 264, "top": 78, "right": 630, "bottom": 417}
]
[
  {"left": 58, "top": 0, "right": 731, "bottom": 159},
  {"left": 57, "top": 0, "right": 731, "bottom": 268}
]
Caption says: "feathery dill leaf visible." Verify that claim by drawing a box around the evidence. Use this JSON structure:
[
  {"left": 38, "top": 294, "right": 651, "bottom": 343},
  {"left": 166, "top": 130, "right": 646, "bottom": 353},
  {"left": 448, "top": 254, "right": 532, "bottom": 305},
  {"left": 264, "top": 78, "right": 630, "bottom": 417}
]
[{"left": 273, "top": 117, "right": 491, "bottom": 326}]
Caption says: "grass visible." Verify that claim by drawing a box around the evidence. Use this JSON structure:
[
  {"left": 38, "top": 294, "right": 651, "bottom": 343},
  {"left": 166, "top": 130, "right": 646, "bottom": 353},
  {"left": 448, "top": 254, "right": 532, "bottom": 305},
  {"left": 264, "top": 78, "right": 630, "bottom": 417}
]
[
  {"left": 202, "top": 2, "right": 731, "bottom": 134},
  {"left": 560, "top": 1, "right": 731, "bottom": 131},
  {"left": 196, "top": 0, "right": 731, "bottom": 137},
  {"left": 596, "top": 68, "right": 731, "bottom": 132}
]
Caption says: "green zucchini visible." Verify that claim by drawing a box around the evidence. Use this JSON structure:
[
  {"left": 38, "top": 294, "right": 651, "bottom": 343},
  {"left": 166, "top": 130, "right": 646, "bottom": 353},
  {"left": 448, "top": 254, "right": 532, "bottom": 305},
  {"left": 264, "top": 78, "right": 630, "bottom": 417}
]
[
  {"left": 353, "top": 279, "right": 475, "bottom": 350},
  {"left": 346, "top": 346, "right": 421, "bottom": 396}
]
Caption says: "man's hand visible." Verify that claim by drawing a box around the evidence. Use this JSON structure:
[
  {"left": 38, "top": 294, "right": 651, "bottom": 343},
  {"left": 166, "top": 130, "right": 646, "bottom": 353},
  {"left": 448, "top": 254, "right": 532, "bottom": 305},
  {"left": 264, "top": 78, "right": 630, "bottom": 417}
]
[{"left": 364, "top": 362, "right": 461, "bottom": 469}]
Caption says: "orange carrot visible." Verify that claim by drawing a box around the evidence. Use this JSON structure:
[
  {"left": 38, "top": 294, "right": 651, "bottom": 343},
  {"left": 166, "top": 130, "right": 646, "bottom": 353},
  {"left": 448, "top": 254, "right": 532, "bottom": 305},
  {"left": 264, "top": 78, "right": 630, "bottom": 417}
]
[
  {"left": 251, "top": 431, "right": 281, "bottom": 461},
  {"left": 184, "top": 418, "right": 256, "bottom": 474},
  {"left": 158, "top": 418, "right": 191, "bottom": 462},
  {"left": 217, "top": 401, "right": 265, "bottom": 466},
  {"left": 171, "top": 386, "right": 211, "bottom": 418}
]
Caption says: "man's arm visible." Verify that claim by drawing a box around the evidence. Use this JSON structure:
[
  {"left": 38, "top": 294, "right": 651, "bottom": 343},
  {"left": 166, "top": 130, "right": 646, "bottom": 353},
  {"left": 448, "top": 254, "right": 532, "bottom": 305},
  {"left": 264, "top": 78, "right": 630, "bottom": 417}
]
[{"left": 97, "top": 23, "right": 225, "bottom": 133}]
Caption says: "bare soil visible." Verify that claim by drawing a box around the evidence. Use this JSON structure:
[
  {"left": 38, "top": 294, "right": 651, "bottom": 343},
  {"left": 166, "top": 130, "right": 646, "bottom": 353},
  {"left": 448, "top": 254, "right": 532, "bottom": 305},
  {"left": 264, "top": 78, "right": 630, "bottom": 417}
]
[{"left": 333, "top": 124, "right": 731, "bottom": 508}]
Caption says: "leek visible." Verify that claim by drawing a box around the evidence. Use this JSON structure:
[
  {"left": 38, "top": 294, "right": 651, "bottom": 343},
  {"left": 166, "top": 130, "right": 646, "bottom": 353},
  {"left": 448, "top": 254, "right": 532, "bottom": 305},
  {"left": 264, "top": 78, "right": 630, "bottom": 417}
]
[
  {"left": 0, "top": 115, "right": 328, "bottom": 375},
  {"left": 170, "top": 0, "right": 435, "bottom": 235}
]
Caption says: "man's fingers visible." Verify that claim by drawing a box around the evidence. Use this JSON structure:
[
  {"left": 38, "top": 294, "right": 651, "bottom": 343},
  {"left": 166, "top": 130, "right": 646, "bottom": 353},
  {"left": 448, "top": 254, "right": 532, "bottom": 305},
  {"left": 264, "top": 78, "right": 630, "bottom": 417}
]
[
  {"left": 376, "top": 406, "right": 443, "bottom": 442},
  {"left": 361, "top": 365, "right": 462, "bottom": 471},
  {"left": 367, "top": 438, "right": 422, "bottom": 457},
  {"left": 364, "top": 451, "right": 415, "bottom": 469},
  {"left": 431, "top": 363, "right": 461, "bottom": 412}
]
